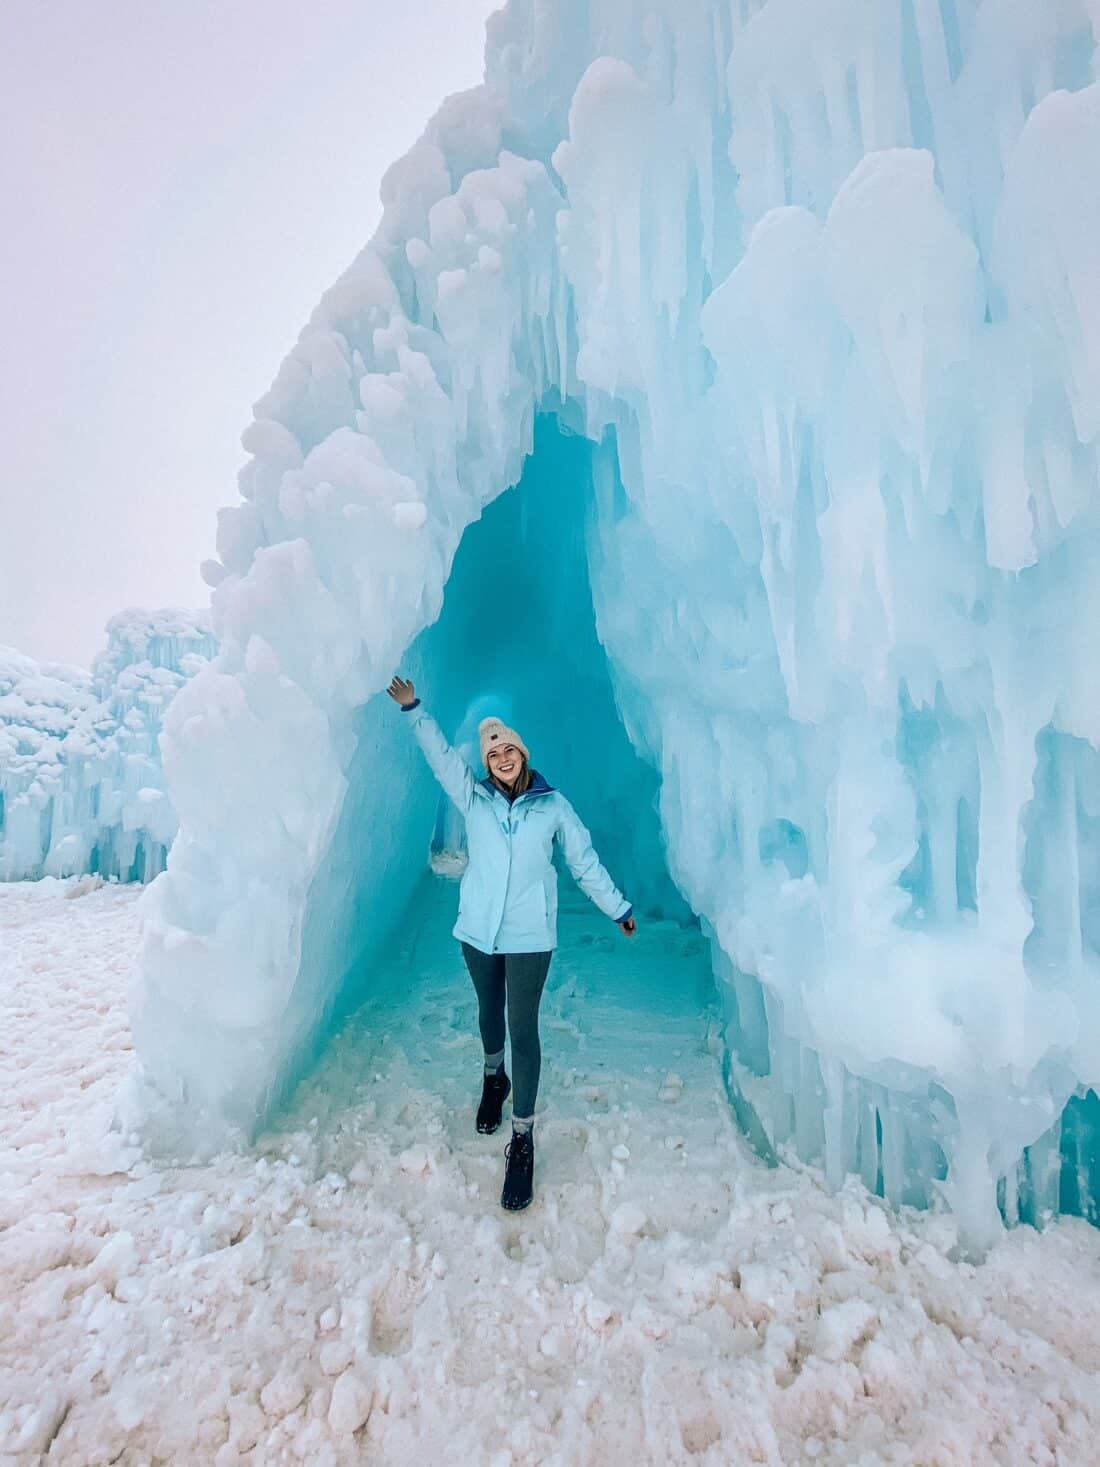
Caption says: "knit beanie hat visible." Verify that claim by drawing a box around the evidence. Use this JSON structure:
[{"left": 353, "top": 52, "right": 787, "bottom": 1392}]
[{"left": 479, "top": 716, "right": 530, "bottom": 767}]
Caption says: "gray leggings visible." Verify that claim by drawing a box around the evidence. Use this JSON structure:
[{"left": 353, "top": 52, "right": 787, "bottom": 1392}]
[{"left": 460, "top": 942, "right": 553, "bottom": 1118}]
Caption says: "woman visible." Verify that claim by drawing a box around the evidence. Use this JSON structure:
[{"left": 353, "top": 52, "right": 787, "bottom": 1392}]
[{"left": 387, "top": 675, "right": 637, "bottom": 1211}]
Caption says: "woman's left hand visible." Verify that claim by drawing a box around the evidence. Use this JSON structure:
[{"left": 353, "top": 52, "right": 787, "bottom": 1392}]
[{"left": 619, "top": 916, "right": 637, "bottom": 936}]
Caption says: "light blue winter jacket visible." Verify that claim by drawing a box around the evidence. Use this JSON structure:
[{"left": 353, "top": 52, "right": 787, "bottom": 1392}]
[{"left": 402, "top": 701, "right": 632, "bottom": 954}]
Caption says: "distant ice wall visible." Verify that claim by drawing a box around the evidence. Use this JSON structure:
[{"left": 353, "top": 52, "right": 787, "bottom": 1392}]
[
  {"left": 131, "top": 0, "right": 1099, "bottom": 1243},
  {"left": 0, "top": 610, "right": 215, "bottom": 882}
]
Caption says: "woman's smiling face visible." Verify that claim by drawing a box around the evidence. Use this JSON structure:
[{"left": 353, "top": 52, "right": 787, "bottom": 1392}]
[{"left": 487, "top": 742, "right": 522, "bottom": 785}]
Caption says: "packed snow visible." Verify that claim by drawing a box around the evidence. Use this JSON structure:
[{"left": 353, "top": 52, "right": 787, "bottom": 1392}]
[
  {"left": 3, "top": 875, "right": 1100, "bottom": 1465},
  {"left": 0, "top": 610, "right": 214, "bottom": 883},
  {"left": 125, "top": 0, "right": 1100, "bottom": 1248}
]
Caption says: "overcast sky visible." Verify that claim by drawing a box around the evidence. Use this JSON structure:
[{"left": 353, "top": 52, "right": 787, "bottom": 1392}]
[{"left": 0, "top": 0, "right": 498, "bottom": 668}]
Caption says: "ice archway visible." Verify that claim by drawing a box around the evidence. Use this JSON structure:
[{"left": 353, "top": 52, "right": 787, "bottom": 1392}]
[{"left": 130, "top": 0, "right": 1100, "bottom": 1247}]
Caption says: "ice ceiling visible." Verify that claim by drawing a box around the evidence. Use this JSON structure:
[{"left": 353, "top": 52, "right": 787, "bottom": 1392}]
[{"left": 128, "top": 0, "right": 1100, "bottom": 1246}]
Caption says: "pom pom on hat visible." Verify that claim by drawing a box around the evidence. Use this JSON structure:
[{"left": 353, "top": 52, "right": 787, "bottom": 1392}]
[{"left": 479, "top": 716, "right": 529, "bottom": 766}]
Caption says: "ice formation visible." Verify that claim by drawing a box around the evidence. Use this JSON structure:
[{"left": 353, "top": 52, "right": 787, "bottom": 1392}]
[
  {"left": 0, "top": 610, "right": 215, "bottom": 882},
  {"left": 131, "top": 0, "right": 1100, "bottom": 1246}
]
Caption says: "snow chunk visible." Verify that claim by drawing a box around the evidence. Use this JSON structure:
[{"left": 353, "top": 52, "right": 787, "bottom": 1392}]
[
  {"left": 328, "top": 1371, "right": 373, "bottom": 1435},
  {"left": 259, "top": 1367, "right": 306, "bottom": 1417},
  {"left": 813, "top": 1299, "right": 877, "bottom": 1362},
  {"left": 609, "top": 1201, "right": 648, "bottom": 1237}
]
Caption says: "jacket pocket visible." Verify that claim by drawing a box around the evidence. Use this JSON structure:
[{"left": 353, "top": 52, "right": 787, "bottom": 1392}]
[
  {"left": 524, "top": 881, "right": 547, "bottom": 928},
  {"left": 502, "top": 881, "right": 546, "bottom": 939},
  {"left": 542, "top": 876, "right": 556, "bottom": 931}
]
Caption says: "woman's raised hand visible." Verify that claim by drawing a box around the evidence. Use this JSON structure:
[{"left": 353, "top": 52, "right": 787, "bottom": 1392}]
[{"left": 387, "top": 675, "right": 417, "bottom": 707}]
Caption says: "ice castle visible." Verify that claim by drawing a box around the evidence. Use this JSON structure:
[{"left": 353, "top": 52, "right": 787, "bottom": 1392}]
[
  {"left": 128, "top": 0, "right": 1100, "bottom": 1247},
  {"left": 1, "top": 610, "right": 215, "bottom": 883}
]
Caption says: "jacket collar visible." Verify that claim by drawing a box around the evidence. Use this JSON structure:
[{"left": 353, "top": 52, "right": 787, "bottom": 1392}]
[{"left": 475, "top": 767, "right": 555, "bottom": 804}]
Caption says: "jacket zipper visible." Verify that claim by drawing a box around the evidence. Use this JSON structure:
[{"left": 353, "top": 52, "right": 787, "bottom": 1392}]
[{"left": 487, "top": 787, "right": 550, "bottom": 950}]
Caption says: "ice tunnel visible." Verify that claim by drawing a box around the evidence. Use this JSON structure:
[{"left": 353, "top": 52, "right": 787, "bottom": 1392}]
[
  {"left": 128, "top": 0, "right": 1100, "bottom": 1248},
  {"left": 280, "top": 408, "right": 696, "bottom": 1088}
]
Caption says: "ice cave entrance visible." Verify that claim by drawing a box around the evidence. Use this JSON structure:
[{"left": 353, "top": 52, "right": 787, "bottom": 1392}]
[
  {"left": 407, "top": 411, "right": 692, "bottom": 917},
  {"left": 300, "top": 411, "right": 708, "bottom": 1099}
]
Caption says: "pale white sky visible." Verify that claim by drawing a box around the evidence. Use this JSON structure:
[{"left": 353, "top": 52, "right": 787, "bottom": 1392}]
[{"left": 0, "top": 0, "right": 498, "bottom": 668}]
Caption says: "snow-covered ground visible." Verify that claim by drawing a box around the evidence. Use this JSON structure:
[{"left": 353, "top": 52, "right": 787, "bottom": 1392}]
[{"left": 2, "top": 876, "right": 1099, "bottom": 1466}]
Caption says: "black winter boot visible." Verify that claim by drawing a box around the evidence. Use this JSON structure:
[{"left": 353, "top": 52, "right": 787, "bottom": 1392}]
[
  {"left": 501, "top": 1127, "right": 534, "bottom": 1210},
  {"left": 477, "top": 1068, "right": 511, "bottom": 1134}
]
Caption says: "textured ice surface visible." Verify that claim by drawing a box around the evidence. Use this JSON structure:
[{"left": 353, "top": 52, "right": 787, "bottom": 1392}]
[
  {"left": 0, "top": 610, "right": 215, "bottom": 882},
  {"left": 132, "top": 1, "right": 1100, "bottom": 1244}
]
